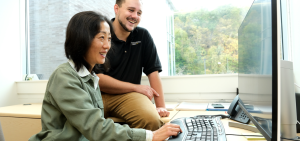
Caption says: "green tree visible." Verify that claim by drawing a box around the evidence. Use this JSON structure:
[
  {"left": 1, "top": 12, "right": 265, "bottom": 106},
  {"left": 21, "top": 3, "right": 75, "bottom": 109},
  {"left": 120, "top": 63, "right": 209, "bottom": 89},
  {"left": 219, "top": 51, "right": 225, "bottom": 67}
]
[{"left": 174, "top": 5, "right": 245, "bottom": 75}]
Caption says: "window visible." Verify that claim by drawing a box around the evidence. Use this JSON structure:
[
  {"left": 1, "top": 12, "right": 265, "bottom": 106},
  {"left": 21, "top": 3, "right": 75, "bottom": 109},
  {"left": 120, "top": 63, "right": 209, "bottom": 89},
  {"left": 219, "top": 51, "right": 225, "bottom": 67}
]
[
  {"left": 166, "top": 0, "right": 176, "bottom": 76},
  {"left": 26, "top": 0, "right": 254, "bottom": 79},
  {"left": 280, "top": 0, "right": 290, "bottom": 60},
  {"left": 287, "top": 0, "right": 300, "bottom": 93},
  {"left": 170, "top": 0, "right": 253, "bottom": 75},
  {"left": 26, "top": 0, "right": 115, "bottom": 80},
  {"left": 139, "top": 0, "right": 253, "bottom": 76}
]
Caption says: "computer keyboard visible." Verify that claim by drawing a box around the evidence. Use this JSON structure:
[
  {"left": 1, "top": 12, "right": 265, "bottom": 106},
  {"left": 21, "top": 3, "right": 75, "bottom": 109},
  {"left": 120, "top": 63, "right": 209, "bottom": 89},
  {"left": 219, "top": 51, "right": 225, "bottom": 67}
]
[{"left": 168, "top": 115, "right": 227, "bottom": 141}]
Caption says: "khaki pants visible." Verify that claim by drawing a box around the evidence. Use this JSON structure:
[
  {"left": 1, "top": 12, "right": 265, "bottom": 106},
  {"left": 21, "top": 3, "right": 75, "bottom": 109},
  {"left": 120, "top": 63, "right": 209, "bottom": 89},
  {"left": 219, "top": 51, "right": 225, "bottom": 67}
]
[{"left": 102, "top": 92, "right": 164, "bottom": 131}]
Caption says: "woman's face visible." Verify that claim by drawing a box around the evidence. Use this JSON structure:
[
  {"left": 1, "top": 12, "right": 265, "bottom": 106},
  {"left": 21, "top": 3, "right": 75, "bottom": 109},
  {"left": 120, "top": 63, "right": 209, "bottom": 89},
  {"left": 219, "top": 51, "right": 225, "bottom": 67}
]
[{"left": 85, "top": 21, "right": 111, "bottom": 68}]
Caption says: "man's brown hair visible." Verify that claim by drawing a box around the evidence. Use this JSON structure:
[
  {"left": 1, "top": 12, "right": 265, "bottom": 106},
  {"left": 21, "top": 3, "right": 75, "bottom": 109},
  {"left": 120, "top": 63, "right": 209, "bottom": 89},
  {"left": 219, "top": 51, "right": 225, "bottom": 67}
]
[
  {"left": 116, "top": 0, "right": 143, "bottom": 7},
  {"left": 116, "top": 0, "right": 125, "bottom": 7}
]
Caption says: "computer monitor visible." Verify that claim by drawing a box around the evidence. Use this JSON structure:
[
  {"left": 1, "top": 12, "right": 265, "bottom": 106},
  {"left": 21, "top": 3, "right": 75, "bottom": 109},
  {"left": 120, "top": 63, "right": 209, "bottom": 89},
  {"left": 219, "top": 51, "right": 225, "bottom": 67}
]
[{"left": 237, "top": 0, "right": 279, "bottom": 141}]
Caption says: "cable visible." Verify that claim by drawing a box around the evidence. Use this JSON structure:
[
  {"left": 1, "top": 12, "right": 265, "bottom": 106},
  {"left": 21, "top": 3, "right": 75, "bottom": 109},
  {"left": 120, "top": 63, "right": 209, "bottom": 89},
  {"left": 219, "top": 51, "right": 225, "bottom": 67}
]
[
  {"left": 193, "top": 114, "right": 230, "bottom": 119},
  {"left": 253, "top": 116, "right": 271, "bottom": 121},
  {"left": 295, "top": 83, "right": 300, "bottom": 88},
  {"left": 281, "top": 137, "right": 300, "bottom": 141},
  {"left": 169, "top": 110, "right": 180, "bottom": 121},
  {"left": 214, "top": 114, "right": 230, "bottom": 119},
  {"left": 225, "top": 134, "right": 264, "bottom": 137}
]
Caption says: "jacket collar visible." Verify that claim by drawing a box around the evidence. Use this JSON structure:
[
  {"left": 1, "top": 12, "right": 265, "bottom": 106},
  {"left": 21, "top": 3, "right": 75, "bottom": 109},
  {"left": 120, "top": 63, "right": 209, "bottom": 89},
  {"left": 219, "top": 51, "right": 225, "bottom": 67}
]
[{"left": 68, "top": 60, "right": 99, "bottom": 90}]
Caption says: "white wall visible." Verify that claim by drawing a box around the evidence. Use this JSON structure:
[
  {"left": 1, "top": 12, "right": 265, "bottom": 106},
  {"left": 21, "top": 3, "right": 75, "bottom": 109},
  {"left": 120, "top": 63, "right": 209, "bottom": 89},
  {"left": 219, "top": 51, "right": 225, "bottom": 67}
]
[
  {"left": 290, "top": 0, "right": 300, "bottom": 93},
  {"left": 16, "top": 74, "right": 238, "bottom": 104},
  {"left": 142, "top": 74, "right": 238, "bottom": 103},
  {"left": 0, "top": 0, "right": 23, "bottom": 107}
]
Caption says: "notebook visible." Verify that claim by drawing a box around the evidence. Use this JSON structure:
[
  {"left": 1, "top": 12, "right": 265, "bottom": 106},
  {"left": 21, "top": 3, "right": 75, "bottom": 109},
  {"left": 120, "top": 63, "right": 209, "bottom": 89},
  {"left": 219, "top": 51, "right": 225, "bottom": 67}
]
[
  {"left": 153, "top": 102, "right": 181, "bottom": 111},
  {"left": 175, "top": 102, "right": 208, "bottom": 111},
  {"left": 206, "top": 103, "right": 231, "bottom": 111}
]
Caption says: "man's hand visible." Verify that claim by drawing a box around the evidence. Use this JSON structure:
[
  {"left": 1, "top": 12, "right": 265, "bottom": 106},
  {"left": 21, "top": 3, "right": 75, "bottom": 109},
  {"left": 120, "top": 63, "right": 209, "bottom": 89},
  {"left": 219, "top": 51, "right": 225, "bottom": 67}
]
[
  {"left": 134, "top": 85, "right": 159, "bottom": 100},
  {"left": 152, "top": 123, "right": 182, "bottom": 141},
  {"left": 156, "top": 107, "right": 170, "bottom": 117}
]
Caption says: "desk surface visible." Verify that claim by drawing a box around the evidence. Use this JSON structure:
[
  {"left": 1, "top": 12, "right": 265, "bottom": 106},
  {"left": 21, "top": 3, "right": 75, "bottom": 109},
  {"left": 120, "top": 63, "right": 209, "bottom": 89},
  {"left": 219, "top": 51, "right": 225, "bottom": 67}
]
[
  {"left": 1, "top": 104, "right": 300, "bottom": 141},
  {"left": 108, "top": 110, "right": 179, "bottom": 123},
  {"left": 171, "top": 111, "right": 266, "bottom": 141},
  {"left": 0, "top": 104, "right": 42, "bottom": 118}
]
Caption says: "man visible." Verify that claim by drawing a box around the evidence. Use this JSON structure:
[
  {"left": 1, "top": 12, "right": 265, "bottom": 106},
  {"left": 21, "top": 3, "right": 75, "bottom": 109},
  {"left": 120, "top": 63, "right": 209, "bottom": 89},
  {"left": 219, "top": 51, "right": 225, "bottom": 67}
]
[{"left": 97, "top": 0, "right": 170, "bottom": 131}]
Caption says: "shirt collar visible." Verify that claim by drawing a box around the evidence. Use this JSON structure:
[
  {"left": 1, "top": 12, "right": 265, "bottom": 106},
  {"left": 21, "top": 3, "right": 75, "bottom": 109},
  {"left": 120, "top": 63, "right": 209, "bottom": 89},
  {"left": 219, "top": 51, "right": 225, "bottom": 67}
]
[{"left": 68, "top": 60, "right": 99, "bottom": 90}]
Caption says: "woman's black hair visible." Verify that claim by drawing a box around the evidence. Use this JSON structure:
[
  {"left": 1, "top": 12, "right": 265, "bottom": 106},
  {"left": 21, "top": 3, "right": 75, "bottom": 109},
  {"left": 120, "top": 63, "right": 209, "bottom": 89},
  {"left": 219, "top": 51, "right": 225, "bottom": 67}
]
[{"left": 65, "top": 11, "right": 113, "bottom": 73}]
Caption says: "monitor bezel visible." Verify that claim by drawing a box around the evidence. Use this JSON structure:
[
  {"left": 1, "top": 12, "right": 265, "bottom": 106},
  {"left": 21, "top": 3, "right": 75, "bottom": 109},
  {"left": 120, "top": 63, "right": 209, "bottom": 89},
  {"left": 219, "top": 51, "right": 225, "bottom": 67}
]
[
  {"left": 271, "top": 0, "right": 279, "bottom": 140},
  {"left": 237, "top": 0, "right": 279, "bottom": 140}
]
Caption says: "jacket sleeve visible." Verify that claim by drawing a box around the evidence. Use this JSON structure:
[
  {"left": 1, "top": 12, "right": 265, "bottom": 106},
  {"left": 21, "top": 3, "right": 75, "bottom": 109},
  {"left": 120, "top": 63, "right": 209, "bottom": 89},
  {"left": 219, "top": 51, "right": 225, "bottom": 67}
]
[{"left": 47, "top": 67, "right": 146, "bottom": 141}]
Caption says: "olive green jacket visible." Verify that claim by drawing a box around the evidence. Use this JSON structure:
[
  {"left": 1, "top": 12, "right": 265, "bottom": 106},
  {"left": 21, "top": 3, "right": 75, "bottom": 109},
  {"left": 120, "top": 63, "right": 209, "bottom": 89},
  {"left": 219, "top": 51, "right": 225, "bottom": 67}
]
[{"left": 29, "top": 62, "right": 146, "bottom": 141}]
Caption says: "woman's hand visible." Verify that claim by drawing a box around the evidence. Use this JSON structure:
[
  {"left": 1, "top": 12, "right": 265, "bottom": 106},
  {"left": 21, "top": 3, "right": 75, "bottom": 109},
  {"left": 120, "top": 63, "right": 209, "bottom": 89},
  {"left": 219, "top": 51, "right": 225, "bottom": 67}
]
[{"left": 152, "top": 123, "right": 182, "bottom": 141}]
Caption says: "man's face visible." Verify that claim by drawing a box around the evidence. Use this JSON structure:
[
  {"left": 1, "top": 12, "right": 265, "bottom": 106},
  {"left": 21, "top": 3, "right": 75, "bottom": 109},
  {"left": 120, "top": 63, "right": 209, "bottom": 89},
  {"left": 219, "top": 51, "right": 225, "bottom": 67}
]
[{"left": 116, "top": 0, "right": 142, "bottom": 32}]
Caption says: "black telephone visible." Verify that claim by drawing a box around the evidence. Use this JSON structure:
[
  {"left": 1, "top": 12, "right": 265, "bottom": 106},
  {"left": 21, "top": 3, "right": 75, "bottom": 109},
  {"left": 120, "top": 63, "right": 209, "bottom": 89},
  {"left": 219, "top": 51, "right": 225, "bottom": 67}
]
[{"left": 227, "top": 95, "right": 250, "bottom": 124}]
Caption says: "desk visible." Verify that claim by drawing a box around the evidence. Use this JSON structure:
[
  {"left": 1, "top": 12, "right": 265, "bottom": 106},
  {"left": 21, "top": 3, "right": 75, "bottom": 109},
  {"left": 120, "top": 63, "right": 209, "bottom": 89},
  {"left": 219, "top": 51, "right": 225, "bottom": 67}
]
[
  {"left": 170, "top": 111, "right": 264, "bottom": 141},
  {"left": 0, "top": 104, "right": 42, "bottom": 141},
  {"left": 108, "top": 110, "right": 179, "bottom": 123},
  {"left": 171, "top": 111, "right": 300, "bottom": 141},
  {"left": 0, "top": 104, "right": 178, "bottom": 141},
  {"left": 1, "top": 104, "right": 300, "bottom": 141}
]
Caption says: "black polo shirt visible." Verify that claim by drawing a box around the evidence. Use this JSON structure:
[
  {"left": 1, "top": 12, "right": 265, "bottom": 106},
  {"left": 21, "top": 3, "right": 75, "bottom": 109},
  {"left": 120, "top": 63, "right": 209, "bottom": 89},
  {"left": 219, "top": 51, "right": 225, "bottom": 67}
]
[{"left": 102, "top": 21, "right": 162, "bottom": 84}]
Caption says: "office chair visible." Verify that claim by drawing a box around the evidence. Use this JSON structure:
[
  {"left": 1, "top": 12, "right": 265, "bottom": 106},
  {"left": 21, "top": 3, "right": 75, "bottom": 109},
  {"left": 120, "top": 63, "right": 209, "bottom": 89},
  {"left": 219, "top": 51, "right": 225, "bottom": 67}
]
[{"left": 0, "top": 121, "right": 5, "bottom": 141}]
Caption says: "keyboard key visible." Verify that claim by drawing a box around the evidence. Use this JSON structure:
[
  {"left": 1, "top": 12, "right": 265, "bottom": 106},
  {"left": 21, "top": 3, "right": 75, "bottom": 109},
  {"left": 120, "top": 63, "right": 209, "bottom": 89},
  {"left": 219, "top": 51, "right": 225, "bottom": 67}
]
[
  {"left": 213, "top": 136, "right": 218, "bottom": 140},
  {"left": 197, "top": 128, "right": 202, "bottom": 132},
  {"left": 196, "top": 133, "right": 202, "bottom": 139},
  {"left": 173, "top": 115, "right": 227, "bottom": 141},
  {"left": 186, "top": 118, "right": 192, "bottom": 122}
]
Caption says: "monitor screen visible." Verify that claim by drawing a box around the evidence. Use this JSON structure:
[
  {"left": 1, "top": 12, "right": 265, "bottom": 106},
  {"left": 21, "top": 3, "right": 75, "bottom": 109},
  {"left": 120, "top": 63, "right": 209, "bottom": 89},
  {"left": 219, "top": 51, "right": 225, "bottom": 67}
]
[{"left": 238, "top": 0, "right": 278, "bottom": 140}]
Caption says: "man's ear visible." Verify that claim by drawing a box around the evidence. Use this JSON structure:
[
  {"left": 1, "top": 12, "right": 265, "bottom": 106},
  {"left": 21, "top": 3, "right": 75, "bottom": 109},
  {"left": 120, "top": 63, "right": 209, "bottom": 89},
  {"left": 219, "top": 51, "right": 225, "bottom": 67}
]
[{"left": 114, "top": 4, "right": 119, "bottom": 15}]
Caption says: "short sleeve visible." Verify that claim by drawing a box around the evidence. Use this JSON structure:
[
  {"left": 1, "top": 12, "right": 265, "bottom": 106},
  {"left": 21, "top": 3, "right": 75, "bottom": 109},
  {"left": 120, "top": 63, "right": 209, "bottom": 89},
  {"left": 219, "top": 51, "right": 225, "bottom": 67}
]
[{"left": 142, "top": 29, "right": 162, "bottom": 75}]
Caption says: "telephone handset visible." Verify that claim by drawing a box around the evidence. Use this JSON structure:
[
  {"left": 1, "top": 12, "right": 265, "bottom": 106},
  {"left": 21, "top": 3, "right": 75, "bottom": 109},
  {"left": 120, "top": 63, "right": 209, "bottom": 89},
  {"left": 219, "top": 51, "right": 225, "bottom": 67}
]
[{"left": 227, "top": 95, "right": 250, "bottom": 124}]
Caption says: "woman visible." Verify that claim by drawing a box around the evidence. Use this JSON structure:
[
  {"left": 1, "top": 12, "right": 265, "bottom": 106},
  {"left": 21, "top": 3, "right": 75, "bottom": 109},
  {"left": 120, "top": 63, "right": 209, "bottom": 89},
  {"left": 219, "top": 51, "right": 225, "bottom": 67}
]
[{"left": 29, "top": 11, "right": 181, "bottom": 141}]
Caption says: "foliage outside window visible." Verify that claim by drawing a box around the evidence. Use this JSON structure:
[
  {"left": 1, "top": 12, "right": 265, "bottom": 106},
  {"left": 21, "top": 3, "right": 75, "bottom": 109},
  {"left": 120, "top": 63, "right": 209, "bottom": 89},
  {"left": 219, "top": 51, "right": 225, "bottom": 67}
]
[{"left": 172, "top": 2, "right": 252, "bottom": 75}]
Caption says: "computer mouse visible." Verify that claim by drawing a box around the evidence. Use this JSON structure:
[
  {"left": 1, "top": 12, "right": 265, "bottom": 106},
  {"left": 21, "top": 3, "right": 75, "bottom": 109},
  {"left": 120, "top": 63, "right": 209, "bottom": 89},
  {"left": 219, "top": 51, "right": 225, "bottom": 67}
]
[{"left": 170, "top": 132, "right": 181, "bottom": 138}]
